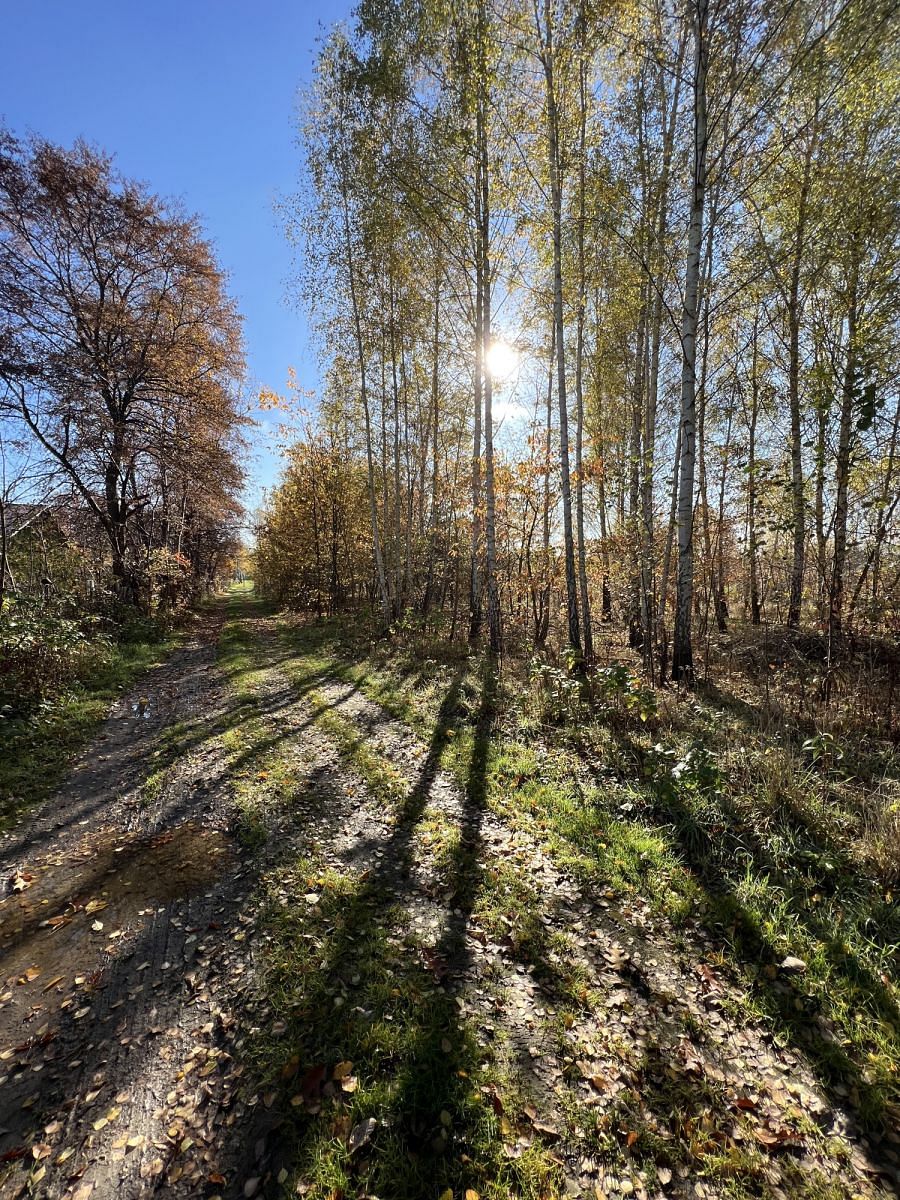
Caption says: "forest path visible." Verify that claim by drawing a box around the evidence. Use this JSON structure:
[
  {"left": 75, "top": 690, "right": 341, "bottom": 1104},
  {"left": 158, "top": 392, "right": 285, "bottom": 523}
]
[
  {"left": 0, "top": 590, "right": 280, "bottom": 1200},
  {"left": 0, "top": 593, "right": 895, "bottom": 1200}
]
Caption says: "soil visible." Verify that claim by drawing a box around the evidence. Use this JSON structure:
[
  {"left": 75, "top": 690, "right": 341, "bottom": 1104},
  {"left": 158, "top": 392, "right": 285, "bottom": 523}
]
[{"left": 0, "top": 600, "right": 896, "bottom": 1200}]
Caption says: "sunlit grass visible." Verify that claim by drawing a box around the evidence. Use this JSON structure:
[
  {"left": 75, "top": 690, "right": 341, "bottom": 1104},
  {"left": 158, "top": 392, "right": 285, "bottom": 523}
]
[
  {"left": 286, "top": 614, "right": 900, "bottom": 1147},
  {"left": 0, "top": 628, "right": 178, "bottom": 831}
]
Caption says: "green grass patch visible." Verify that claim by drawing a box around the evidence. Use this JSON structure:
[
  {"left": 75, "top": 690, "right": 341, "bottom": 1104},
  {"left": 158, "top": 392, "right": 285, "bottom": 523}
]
[
  {"left": 278, "top": 614, "right": 900, "bottom": 1148},
  {"left": 248, "top": 851, "right": 562, "bottom": 1200},
  {"left": 0, "top": 628, "right": 177, "bottom": 831}
]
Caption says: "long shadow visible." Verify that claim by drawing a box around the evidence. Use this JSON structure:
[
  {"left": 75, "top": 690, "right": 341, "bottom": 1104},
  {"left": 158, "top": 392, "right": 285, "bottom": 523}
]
[
  {"left": 0, "top": 797, "right": 259, "bottom": 1195},
  {"left": 578, "top": 718, "right": 900, "bottom": 1171},
  {"left": 0, "top": 610, "right": 261, "bottom": 867},
  {"left": 660, "top": 779, "right": 899, "bottom": 1118},
  {"left": 0, "top": 591, "right": 328, "bottom": 1194},
  {"left": 596, "top": 1039, "right": 844, "bottom": 1197},
  {"left": 239, "top": 664, "right": 562, "bottom": 1198}
]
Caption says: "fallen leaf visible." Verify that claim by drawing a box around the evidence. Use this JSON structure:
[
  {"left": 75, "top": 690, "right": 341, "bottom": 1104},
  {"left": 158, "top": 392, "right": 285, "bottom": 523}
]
[
  {"left": 281, "top": 1054, "right": 300, "bottom": 1080},
  {"left": 348, "top": 1117, "right": 376, "bottom": 1154},
  {"left": 532, "top": 1119, "right": 560, "bottom": 1141},
  {"left": 300, "top": 1064, "right": 326, "bottom": 1106},
  {"left": 422, "top": 946, "right": 449, "bottom": 980},
  {"left": 779, "top": 956, "right": 807, "bottom": 974},
  {"left": 753, "top": 1125, "right": 805, "bottom": 1152}
]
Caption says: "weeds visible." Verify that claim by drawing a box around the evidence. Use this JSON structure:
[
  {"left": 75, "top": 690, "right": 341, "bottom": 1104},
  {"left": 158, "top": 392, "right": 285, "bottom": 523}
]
[
  {"left": 0, "top": 614, "right": 177, "bottom": 831},
  {"left": 304, "top": 615, "right": 900, "bottom": 1149}
]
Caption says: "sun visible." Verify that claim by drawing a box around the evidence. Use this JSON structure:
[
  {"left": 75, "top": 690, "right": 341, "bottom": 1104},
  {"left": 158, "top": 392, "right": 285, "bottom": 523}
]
[{"left": 485, "top": 339, "right": 519, "bottom": 381}]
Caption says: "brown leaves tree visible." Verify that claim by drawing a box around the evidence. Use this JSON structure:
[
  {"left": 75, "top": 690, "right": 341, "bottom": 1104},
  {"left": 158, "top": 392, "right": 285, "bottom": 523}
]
[{"left": 0, "top": 132, "right": 245, "bottom": 603}]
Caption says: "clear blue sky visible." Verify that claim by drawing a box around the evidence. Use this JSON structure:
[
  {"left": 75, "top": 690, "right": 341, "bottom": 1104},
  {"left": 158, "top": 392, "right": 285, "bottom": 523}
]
[{"left": 0, "top": 0, "right": 352, "bottom": 509}]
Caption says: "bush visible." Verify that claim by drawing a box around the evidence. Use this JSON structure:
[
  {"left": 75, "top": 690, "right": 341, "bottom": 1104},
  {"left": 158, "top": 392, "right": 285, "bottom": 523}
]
[
  {"left": 525, "top": 657, "right": 658, "bottom": 726},
  {"left": 0, "top": 607, "right": 109, "bottom": 714}
]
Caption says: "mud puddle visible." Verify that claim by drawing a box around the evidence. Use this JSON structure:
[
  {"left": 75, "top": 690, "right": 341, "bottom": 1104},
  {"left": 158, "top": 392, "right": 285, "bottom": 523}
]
[{"left": 0, "top": 822, "right": 234, "bottom": 1052}]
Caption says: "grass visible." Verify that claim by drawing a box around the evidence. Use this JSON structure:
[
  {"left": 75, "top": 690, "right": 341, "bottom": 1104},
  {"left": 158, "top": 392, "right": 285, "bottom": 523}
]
[
  {"left": 214, "top": 610, "right": 570, "bottom": 1198},
  {"left": 248, "top": 852, "right": 562, "bottom": 1200},
  {"left": 265, "top": 610, "right": 900, "bottom": 1196},
  {"left": 59, "top": 590, "right": 884, "bottom": 1199},
  {"left": 0, "top": 623, "right": 178, "bottom": 832}
]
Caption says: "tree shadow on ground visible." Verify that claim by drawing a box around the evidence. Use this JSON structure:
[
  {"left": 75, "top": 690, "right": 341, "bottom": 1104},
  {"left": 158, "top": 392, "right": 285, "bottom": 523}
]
[
  {"left": 244, "top": 665, "right": 561, "bottom": 1199},
  {"left": 0, "top": 593, "right": 316, "bottom": 1195},
  {"left": 569, "top": 714, "right": 900, "bottom": 1176}
]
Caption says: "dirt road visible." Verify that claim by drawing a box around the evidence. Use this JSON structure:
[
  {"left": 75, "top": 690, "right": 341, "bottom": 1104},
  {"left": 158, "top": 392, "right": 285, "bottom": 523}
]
[{"left": 1, "top": 595, "right": 895, "bottom": 1200}]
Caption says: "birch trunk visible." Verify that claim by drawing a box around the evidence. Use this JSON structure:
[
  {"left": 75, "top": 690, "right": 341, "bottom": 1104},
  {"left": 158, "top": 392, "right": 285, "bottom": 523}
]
[
  {"left": 541, "top": 0, "right": 582, "bottom": 657},
  {"left": 672, "top": 0, "right": 708, "bottom": 682}
]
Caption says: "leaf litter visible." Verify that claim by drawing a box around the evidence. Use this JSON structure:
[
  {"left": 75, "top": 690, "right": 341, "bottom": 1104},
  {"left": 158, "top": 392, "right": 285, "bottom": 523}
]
[{"left": 0, "top": 604, "right": 896, "bottom": 1200}]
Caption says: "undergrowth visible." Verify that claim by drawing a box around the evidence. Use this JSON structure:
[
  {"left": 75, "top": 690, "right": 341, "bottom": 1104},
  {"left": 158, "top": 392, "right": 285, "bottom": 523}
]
[
  {"left": 0, "top": 604, "right": 178, "bottom": 831},
  {"left": 276, "top": 612, "right": 900, "bottom": 1149}
]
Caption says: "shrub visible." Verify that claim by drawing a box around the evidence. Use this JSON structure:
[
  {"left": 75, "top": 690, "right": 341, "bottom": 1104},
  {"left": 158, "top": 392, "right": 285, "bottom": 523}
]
[{"left": 0, "top": 605, "right": 120, "bottom": 714}]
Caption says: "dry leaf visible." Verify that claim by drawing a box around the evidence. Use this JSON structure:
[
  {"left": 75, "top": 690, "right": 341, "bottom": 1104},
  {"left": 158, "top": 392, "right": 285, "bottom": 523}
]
[{"left": 348, "top": 1117, "right": 376, "bottom": 1154}]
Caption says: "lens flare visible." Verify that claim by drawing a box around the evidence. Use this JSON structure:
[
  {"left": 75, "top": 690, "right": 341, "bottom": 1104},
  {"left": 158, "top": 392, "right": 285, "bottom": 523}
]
[{"left": 485, "top": 339, "right": 519, "bottom": 381}]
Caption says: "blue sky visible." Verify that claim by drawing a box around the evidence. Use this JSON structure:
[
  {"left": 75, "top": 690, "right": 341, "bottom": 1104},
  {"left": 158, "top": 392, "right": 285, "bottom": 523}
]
[{"left": 0, "top": 0, "right": 352, "bottom": 509}]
